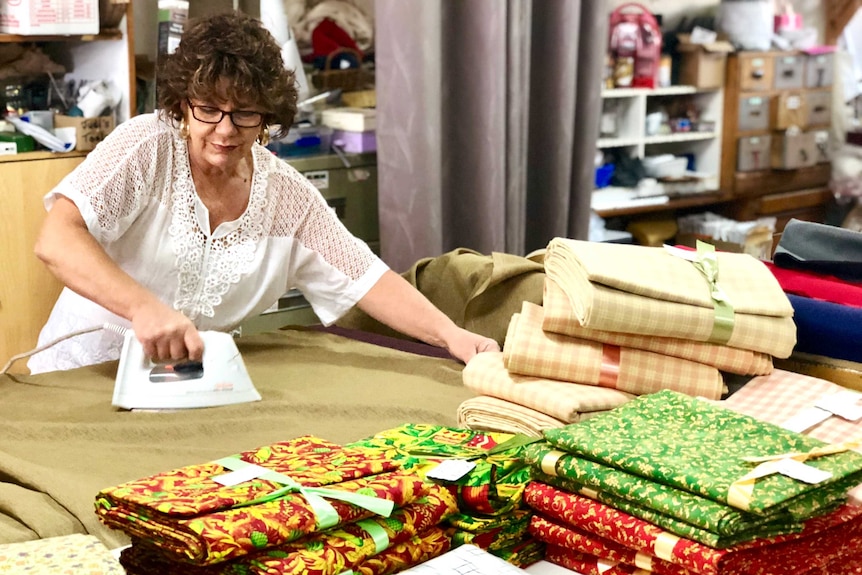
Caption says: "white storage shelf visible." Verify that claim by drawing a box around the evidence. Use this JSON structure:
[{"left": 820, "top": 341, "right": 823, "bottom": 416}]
[{"left": 595, "top": 85, "right": 725, "bottom": 212}]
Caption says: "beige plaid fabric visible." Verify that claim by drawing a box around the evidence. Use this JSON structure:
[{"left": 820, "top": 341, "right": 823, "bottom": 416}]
[
  {"left": 456, "top": 395, "right": 569, "bottom": 437},
  {"left": 543, "top": 238, "right": 797, "bottom": 357},
  {"left": 719, "top": 369, "right": 862, "bottom": 445},
  {"left": 502, "top": 302, "right": 725, "bottom": 400},
  {"left": 462, "top": 351, "right": 634, "bottom": 423},
  {"left": 542, "top": 281, "right": 773, "bottom": 375}
]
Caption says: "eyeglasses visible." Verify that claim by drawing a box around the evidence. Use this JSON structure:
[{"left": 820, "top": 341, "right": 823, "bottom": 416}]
[{"left": 186, "top": 99, "right": 264, "bottom": 128}]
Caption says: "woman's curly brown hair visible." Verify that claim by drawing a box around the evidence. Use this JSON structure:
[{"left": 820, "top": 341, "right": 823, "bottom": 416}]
[{"left": 157, "top": 11, "right": 297, "bottom": 139}]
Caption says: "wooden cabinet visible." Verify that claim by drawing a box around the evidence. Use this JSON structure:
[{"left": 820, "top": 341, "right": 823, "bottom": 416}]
[
  {"left": 0, "top": 2, "right": 135, "bottom": 373},
  {"left": 0, "top": 152, "right": 86, "bottom": 370},
  {"left": 719, "top": 51, "right": 834, "bottom": 232}
]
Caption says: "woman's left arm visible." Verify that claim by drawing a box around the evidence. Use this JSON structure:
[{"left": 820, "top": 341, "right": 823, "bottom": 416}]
[{"left": 356, "top": 270, "right": 499, "bottom": 363}]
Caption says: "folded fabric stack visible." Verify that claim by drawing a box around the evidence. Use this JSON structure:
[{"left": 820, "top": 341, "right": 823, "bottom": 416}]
[
  {"left": 767, "top": 219, "right": 862, "bottom": 375},
  {"left": 95, "top": 435, "right": 457, "bottom": 575},
  {"left": 521, "top": 390, "right": 862, "bottom": 575},
  {"left": 347, "top": 424, "right": 544, "bottom": 567},
  {"left": 459, "top": 237, "right": 792, "bottom": 437}
]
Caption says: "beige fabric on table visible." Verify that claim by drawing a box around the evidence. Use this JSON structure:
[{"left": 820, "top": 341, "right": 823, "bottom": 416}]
[
  {"left": 457, "top": 395, "right": 568, "bottom": 438},
  {"left": 542, "top": 281, "right": 773, "bottom": 375},
  {"left": 462, "top": 351, "right": 634, "bottom": 423},
  {"left": 504, "top": 302, "right": 725, "bottom": 399},
  {"left": 0, "top": 328, "right": 471, "bottom": 548},
  {"left": 337, "top": 248, "right": 545, "bottom": 346},
  {"left": 543, "top": 238, "right": 797, "bottom": 357}
]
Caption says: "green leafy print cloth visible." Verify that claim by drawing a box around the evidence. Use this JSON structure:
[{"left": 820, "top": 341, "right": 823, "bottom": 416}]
[{"left": 542, "top": 390, "right": 862, "bottom": 516}]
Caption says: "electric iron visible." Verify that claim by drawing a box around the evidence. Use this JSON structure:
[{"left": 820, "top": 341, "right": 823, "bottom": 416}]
[{"left": 112, "top": 330, "right": 262, "bottom": 410}]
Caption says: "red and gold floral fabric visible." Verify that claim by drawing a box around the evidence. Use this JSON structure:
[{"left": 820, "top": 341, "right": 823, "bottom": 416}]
[
  {"left": 349, "top": 528, "right": 452, "bottom": 575},
  {"left": 95, "top": 436, "right": 424, "bottom": 565},
  {"left": 119, "top": 486, "right": 457, "bottom": 575},
  {"left": 527, "top": 481, "right": 862, "bottom": 575}
]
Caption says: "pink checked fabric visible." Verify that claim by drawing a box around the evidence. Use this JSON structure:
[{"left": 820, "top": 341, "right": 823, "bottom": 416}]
[
  {"left": 542, "top": 281, "right": 773, "bottom": 375},
  {"left": 503, "top": 302, "right": 725, "bottom": 399},
  {"left": 461, "top": 352, "right": 634, "bottom": 423},
  {"left": 456, "top": 395, "right": 568, "bottom": 437},
  {"left": 542, "top": 239, "right": 796, "bottom": 357},
  {"left": 719, "top": 369, "right": 862, "bottom": 445}
]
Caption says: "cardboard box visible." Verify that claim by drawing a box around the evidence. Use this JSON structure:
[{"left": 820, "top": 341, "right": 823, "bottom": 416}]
[
  {"left": 0, "top": 0, "right": 99, "bottom": 35},
  {"left": 54, "top": 115, "right": 115, "bottom": 152},
  {"left": 677, "top": 34, "right": 734, "bottom": 89}
]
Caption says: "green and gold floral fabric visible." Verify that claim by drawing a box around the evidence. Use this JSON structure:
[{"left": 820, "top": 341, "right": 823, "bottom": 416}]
[
  {"left": 448, "top": 509, "right": 532, "bottom": 551},
  {"left": 119, "top": 485, "right": 457, "bottom": 575},
  {"left": 96, "top": 436, "right": 426, "bottom": 565},
  {"left": 348, "top": 424, "right": 534, "bottom": 515},
  {"left": 543, "top": 390, "right": 862, "bottom": 516}
]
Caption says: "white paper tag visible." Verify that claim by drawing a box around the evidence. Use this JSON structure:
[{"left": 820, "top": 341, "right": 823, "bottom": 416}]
[
  {"left": 815, "top": 391, "right": 862, "bottom": 422},
  {"left": 597, "top": 559, "right": 618, "bottom": 573},
  {"left": 781, "top": 406, "right": 833, "bottom": 433},
  {"left": 425, "top": 459, "right": 477, "bottom": 482},
  {"left": 775, "top": 458, "right": 833, "bottom": 484},
  {"left": 212, "top": 463, "right": 269, "bottom": 486}
]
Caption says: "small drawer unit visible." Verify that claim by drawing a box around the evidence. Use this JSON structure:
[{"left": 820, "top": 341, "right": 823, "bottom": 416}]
[
  {"left": 771, "top": 92, "right": 807, "bottom": 130},
  {"left": 805, "top": 53, "right": 834, "bottom": 88},
  {"left": 813, "top": 130, "right": 830, "bottom": 164},
  {"left": 737, "top": 135, "right": 772, "bottom": 172},
  {"left": 773, "top": 55, "right": 806, "bottom": 90},
  {"left": 805, "top": 90, "right": 832, "bottom": 127},
  {"left": 739, "top": 55, "right": 774, "bottom": 92},
  {"left": 772, "top": 131, "right": 818, "bottom": 170},
  {"left": 738, "top": 95, "right": 770, "bottom": 132}
]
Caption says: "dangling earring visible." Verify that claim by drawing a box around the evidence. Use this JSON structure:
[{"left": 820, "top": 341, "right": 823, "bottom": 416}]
[
  {"left": 258, "top": 125, "right": 270, "bottom": 146},
  {"left": 179, "top": 117, "right": 190, "bottom": 139}
]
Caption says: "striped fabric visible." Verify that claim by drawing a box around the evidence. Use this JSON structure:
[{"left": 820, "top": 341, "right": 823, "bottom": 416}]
[
  {"left": 543, "top": 239, "right": 796, "bottom": 357},
  {"left": 542, "top": 281, "right": 773, "bottom": 375},
  {"left": 457, "top": 395, "right": 568, "bottom": 437},
  {"left": 719, "top": 369, "right": 862, "bottom": 446},
  {"left": 503, "top": 302, "right": 725, "bottom": 399},
  {"left": 462, "top": 352, "right": 634, "bottom": 423}
]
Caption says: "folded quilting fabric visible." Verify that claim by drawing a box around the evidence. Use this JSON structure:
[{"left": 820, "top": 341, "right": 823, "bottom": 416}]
[
  {"left": 787, "top": 293, "right": 862, "bottom": 364},
  {"left": 0, "top": 533, "right": 125, "bottom": 575},
  {"left": 118, "top": 485, "right": 457, "bottom": 575},
  {"left": 488, "top": 537, "right": 546, "bottom": 568},
  {"left": 348, "top": 423, "right": 533, "bottom": 516},
  {"left": 542, "top": 238, "right": 796, "bottom": 356},
  {"left": 773, "top": 219, "right": 862, "bottom": 282},
  {"left": 719, "top": 369, "right": 862, "bottom": 445},
  {"left": 448, "top": 508, "right": 532, "bottom": 550},
  {"left": 95, "top": 436, "right": 423, "bottom": 565},
  {"left": 457, "top": 395, "right": 568, "bottom": 437},
  {"left": 542, "top": 281, "right": 773, "bottom": 375},
  {"left": 526, "top": 482, "right": 862, "bottom": 575},
  {"left": 504, "top": 302, "right": 725, "bottom": 399},
  {"left": 462, "top": 352, "right": 634, "bottom": 424},
  {"left": 350, "top": 527, "right": 452, "bottom": 575},
  {"left": 763, "top": 260, "right": 862, "bottom": 308},
  {"left": 542, "top": 390, "right": 862, "bottom": 516}
]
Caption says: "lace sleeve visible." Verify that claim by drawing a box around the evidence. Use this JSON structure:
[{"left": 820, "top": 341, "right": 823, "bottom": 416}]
[{"left": 48, "top": 114, "right": 172, "bottom": 243}]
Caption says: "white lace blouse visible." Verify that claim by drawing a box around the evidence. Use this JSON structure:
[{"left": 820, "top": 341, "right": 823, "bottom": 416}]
[{"left": 28, "top": 113, "right": 388, "bottom": 374}]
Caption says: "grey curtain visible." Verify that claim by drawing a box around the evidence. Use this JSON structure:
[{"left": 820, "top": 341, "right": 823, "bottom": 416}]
[{"left": 374, "top": 0, "right": 607, "bottom": 271}]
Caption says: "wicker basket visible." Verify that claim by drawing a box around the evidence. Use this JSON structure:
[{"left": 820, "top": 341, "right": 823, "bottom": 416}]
[
  {"left": 99, "top": 0, "right": 129, "bottom": 30},
  {"left": 341, "top": 89, "right": 376, "bottom": 109},
  {"left": 311, "top": 48, "right": 373, "bottom": 92}
]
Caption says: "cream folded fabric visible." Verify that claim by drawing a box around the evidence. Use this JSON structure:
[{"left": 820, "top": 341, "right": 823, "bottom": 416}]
[
  {"left": 542, "top": 281, "right": 773, "bottom": 375},
  {"left": 503, "top": 302, "right": 725, "bottom": 400},
  {"left": 543, "top": 238, "right": 797, "bottom": 357},
  {"left": 462, "top": 352, "right": 634, "bottom": 423},
  {"left": 457, "top": 395, "right": 568, "bottom": 437}
]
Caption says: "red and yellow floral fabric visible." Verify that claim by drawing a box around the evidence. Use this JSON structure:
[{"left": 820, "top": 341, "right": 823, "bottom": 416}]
[
  {"left": 350, "top": 528, "right": 452, "bottom": 575},
  {"left": 119, "top": 485, "right": 457, "bottom": 575},
  {"left": 95, "top": 436, "right": 424, "bottom": 565}
]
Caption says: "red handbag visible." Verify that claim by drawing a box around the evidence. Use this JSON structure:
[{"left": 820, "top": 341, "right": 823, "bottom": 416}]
[{"left": 608, "top": 3, "right": 663, "bottom": 88}]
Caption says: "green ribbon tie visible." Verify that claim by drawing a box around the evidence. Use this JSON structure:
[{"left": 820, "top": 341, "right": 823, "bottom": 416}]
[
  {"left": 356, "top": 518, "right": 391, "bottom": 554},
  {"left": 214, "top": 456, "right": 395, "bottom": 529},
  {"left": 691, "top": 240, "right": 735, "bottom": 345}
]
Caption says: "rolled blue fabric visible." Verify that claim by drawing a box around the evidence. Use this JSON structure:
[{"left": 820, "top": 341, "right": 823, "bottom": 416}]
[{"left": 788, "top": 294, "right": 862, "bottom": 363}]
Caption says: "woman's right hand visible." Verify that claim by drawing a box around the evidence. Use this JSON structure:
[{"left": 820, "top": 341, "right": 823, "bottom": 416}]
[{"left": 130, "top": 302, "right": 205, "bottom": 364}]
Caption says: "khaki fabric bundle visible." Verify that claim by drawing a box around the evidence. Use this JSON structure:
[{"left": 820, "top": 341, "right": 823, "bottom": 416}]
[
  {"left": 543, "top": 238, "right": 796, "bottom": 357},
  {"left": 456, "top": 395, "right": 568, "bottom": 438},
  {"left": 461, "top": 352, "right": 633, "bottom": 423},
  {"left": 503, "top": 302, "right": 725, "bottom": 400},
  {"left": 542, "top": 280, "right": 773, "bottom": 375}
]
